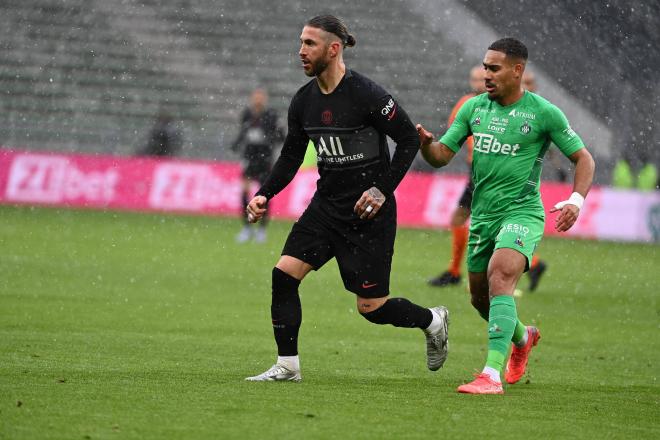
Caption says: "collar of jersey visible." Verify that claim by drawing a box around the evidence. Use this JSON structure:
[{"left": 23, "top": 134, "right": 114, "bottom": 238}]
[
  {"left": 315, "top": 69, "right": 352, "bottom": 96},
  {"left": 492, "top": 90, "right": 528, "bottom": 109}
]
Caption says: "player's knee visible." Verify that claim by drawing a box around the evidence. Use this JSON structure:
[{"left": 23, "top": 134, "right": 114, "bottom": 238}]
[
  {"left": 272, "top": 267, "right": 301, "bottom": 297},
  {"left": 358, "top": 297, "right": 388, "bottom": 323},
  {"left": 360, "top": 307, "right": 388, "bottom": 324},
  {"left": 357, "top": 297, "right": 387, "bottom": 313},
  {"left": 275, "top": 256, "right": 312, "bottom": 281},
  {"left": 271, "top": 267, "right": 301, "bottom": 326},
  {"left": 487, "top": 269, "right": 517, "bottom": 293}
]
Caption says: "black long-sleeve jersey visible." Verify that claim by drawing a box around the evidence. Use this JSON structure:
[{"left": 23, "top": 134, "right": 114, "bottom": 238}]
[
  {"left": 256, "top": 69, "right": 419, "bottom": 222},
  {"left": 231, "top": 107, "right": 283, "bottom": 166}
]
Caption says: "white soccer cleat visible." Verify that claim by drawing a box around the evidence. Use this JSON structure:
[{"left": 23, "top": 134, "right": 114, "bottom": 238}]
[
  {"left": 236, "top": 226, "right": 252, "bottom": 243},
  {"left": 245, "top": 363, "right": 302, "bottom": 382},
  {"left": 425, "top": 306, "right": 449, "bottom": 371},
  {"left": 254, "top": 228, "right": 267, "bottom": 243}
]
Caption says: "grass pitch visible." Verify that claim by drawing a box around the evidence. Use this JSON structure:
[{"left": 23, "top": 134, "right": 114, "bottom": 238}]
[{"left": 0, "top": 206, "right": 658, "bottom": 439}]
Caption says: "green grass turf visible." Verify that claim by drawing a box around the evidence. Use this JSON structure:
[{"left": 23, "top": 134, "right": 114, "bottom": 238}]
[{"left": 0, "top": 205, "right": 658, "bottom": 439}]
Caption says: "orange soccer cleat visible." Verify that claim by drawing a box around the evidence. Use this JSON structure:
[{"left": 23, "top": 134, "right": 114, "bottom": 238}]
[
  {"left": 457, "top": 373, "right": 504, "bottom": 395},
  {"left": 505, "top": 326, "right": 541, "bottom": 384}
]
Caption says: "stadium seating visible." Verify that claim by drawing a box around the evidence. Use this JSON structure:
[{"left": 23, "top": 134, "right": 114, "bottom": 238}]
[
  {"left": 5, "top": 0, "right": 653, "bottom": 184},
  {"left": 0, "top": 0, "right": 466, "bottom": 160}
]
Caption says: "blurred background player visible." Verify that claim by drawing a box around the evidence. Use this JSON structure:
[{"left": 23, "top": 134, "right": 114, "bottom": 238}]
[
  {"left": 427, "top": 65, "right": 485, "bottom": 288},
  {"left": 429, "top": 68, "right": 548, "bottom": 292},
  {"left": 137, "top": 111, "right": 182, "bottom": 157},
  {"left": 231, "top": 88, "right": 284, "bottom": 243}
]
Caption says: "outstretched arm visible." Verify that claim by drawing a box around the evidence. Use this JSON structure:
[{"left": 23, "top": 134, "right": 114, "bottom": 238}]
[
  {"left": 416, "top": 124, "right": 456, "bottom": 168},
  {"left": 549, "top": 148, "right": 595, "bottom": 232}
]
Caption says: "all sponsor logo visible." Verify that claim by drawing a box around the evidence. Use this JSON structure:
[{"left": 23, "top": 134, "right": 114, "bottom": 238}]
[
  {"left": 316, "top": 136, "right": 345, "bottom": 157},
  {"left": 315, "top": 135, "right": 365, "bottom": 165}
]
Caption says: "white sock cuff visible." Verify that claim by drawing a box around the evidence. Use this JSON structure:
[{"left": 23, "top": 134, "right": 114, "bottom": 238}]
[
  {"left": 277, "top": 355, "right": 300, "bottom": 371},
  {"left": 483, "top": 366, "right": 501, "bottom": 383},
  {"left": 426, "top": 308, "right": 442, "bottom": 333}
]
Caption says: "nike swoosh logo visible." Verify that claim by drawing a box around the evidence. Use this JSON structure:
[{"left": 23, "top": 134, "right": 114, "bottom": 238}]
[
  {"left": 362, "top": 282, "right": 378, "bottom": 289},
  {"left": 387, "top": 106, "right": 397, "bottom": 120}
]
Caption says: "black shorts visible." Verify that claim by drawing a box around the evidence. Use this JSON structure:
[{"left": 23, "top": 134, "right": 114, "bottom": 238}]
[
  {"left": 282, "top": 200, "right": 396, "bottom": 298},
  {"left": 457, "top": 178, "right": 475, "bottom": 209}
]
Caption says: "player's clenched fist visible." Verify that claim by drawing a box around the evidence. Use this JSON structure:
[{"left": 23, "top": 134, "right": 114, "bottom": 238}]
[
  {"left": 354, "top": 186, "right": 386, "bottom": 220},
  {"left": 246, "top": 195, "right": 268, "bottom": 223}
]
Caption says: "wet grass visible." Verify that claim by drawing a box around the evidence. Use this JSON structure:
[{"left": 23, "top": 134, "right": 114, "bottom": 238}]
[{"left": 1, "top": 205, "right": 658, "bottom": 439}]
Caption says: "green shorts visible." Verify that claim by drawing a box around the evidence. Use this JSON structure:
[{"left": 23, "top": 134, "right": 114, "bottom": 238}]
[{"left": 467, "top": 210, "right": 545, "bottom": 273}]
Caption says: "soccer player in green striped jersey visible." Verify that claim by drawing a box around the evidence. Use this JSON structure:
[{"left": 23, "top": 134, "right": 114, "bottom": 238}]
[{"left": 417, "top": 38, "right": 595, "bottom": 394}]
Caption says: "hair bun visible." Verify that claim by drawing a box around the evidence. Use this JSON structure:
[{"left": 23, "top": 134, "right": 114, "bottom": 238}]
[{"left": 346, "top": 33, "right": 356, "bottom": 47}]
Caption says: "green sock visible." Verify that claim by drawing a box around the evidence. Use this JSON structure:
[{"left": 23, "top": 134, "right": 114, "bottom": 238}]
[
  {"left": 478, "top": 304, "right": 525, "bottom": 344},
  {"left": 485, "top": 295, "right": 518, "bottom": 372}
]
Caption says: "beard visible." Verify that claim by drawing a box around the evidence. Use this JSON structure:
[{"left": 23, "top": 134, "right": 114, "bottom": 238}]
[
  {"left": 306, "top": 59, "right": 329, "bottom": 77},
  {"left": 304, "top": 47, "right": 330, "bottom": 77}
]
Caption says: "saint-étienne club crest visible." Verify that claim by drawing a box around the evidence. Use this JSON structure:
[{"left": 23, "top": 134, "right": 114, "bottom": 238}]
[{"left": 520, "top": 120, "right": 532, "bottom": 135}]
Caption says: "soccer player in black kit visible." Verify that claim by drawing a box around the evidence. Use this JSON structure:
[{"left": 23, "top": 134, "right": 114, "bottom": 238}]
[
  {"left": 245, "top": 15, "right": 449, "bottom": 382},
  {"left": 232, "top": 88, "right": 284, "bottom": 243}
]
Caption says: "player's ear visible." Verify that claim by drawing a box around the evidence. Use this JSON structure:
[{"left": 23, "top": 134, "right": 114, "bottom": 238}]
[
  {"left": 513, "top": 62, "right": 525, "bottom": 78},
  {"left": 328, "top": 40, "right": 341, "bottom": 58}
]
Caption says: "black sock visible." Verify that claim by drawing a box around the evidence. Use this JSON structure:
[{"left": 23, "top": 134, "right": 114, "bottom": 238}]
[
  {"left": 271, "top": 267, "right": 302, "bottom": 356},
  {"left": 241, "top": 191, "right": 249, "bottom": 225},
  {"left": 360, "top": 297, "right": 432, "bottom": 329}
]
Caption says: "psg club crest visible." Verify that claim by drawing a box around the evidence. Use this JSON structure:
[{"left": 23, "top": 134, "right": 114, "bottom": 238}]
[
  {"left": 520, "top": 120, "right": 532, "bottom": 134},
  {"left": 321, "top": 110, "right": 333, "bottom": 125}
]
